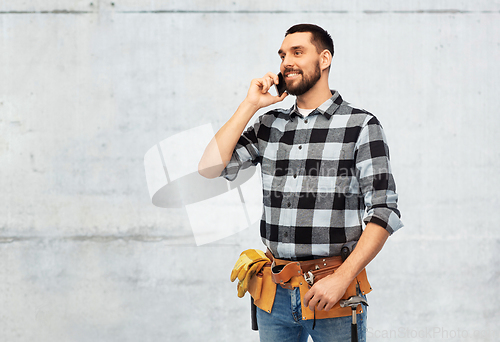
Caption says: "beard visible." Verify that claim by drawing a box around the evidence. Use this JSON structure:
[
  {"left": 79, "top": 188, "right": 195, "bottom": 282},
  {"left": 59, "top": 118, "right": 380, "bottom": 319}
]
[{"left": 285, "top": 62, "right": 322, "bottom": 96}]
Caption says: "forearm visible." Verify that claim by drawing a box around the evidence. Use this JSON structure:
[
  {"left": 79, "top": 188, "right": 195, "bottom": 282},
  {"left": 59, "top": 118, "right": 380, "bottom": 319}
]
[
  {"left": 198, "top": 100, "right": 259, "bottom": 179},
  {"left": 303, "top": 222, "right": 390, "bottom": 310},
  {"left": 198, "top": 73, "right": 286, "bottom": 179},
  {"left": 333, "top": 222, "right": 390, "bottom": 285}
]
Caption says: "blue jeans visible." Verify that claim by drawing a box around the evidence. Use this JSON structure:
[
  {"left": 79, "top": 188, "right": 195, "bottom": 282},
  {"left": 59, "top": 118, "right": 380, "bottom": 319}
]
[{"left": 256, "top": 285, "right": 367, "bottom": 342}]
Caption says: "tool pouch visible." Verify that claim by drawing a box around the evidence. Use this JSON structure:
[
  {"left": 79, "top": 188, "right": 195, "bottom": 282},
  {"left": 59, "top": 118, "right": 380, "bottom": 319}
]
[
  {"left": 298, "top": 268, "right": 372, "bottom": 320},
  {"left": 271, "top": 262, "right": 303, "bottom": 289},
  {"left": 309, "top": 264, "right": 341, "bottom": 283},
  {"left": 248, "top": 265, "right": 276, "bottom": 314}
]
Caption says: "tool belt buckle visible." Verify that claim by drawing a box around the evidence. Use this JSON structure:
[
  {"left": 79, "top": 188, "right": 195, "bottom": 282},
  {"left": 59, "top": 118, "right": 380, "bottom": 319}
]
[{"left": 304, "top": 271, "right": 314, "bottom": 286}]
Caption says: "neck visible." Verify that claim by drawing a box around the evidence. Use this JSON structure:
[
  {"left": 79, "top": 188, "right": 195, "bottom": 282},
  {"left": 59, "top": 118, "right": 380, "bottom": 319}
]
[{"left": 295, "top": 74, "right": 332, "bottom": 109}]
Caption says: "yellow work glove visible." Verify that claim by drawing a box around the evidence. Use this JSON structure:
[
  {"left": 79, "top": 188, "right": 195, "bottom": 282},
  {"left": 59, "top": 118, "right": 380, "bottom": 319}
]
[
  {"left": 230, "top": 249, "right": 269, "bottom": 282},
  {"left": 237, "top": 259, "right": 268, "bottom": 298}
]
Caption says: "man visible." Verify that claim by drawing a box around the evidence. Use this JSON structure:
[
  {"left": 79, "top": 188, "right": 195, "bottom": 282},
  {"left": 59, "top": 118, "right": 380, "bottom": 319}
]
[{"left": 199, "top": 24, "right": 403, "bottom": 342}]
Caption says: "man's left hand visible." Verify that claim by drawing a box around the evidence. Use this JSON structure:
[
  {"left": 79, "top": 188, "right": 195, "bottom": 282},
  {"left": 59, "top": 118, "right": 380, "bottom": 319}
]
[{"left": 303, "top": 272, "right": 352, "bottom": 311}]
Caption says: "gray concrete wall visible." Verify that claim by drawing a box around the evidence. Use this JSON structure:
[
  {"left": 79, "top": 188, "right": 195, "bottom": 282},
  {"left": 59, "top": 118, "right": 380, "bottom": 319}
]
[{"left": 1, "top": 1, "right": 499, "bottom": 341}]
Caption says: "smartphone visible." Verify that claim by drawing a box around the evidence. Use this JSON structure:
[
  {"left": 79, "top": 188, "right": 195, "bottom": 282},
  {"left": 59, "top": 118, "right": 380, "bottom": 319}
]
[{"left": 275, "top": 72, "right": 287, "bottom": 96}]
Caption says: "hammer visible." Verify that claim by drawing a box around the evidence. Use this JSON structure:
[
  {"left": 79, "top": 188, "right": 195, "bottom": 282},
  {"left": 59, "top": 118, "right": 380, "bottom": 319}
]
[{"left": 340, "top": 295, "right": 368, "bottom": 342}]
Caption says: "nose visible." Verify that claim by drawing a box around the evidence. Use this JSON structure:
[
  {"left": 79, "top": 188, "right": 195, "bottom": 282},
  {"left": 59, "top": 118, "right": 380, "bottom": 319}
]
[{"left": 282, "top": 54, "right": 294, "bottom": 69}]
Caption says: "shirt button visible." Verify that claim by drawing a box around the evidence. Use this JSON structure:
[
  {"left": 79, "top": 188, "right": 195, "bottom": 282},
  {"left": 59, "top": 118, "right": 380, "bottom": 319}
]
[
  {"left": 304, "top": 119, "right": 308, "bottom": 124},
  {"left": 298, "top": 145, "right": 302, "bottom": 150}
]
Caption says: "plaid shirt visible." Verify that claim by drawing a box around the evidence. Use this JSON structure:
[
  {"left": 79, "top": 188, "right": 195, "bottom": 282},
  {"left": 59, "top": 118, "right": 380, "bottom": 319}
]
[{"left": 221, "top": 91, "right": 403, "bottom": 260}]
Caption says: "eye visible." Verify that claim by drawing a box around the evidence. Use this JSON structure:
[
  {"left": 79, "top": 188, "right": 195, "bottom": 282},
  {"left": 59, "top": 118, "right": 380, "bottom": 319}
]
[{"left": 295, "top": 51, "right": 302, "bottom": 56}]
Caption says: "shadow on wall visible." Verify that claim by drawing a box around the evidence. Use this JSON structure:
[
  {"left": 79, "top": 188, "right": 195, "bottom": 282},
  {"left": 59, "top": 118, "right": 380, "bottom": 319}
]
[{"left": 144, "top": 123, "right": 262, "bottom": 245}]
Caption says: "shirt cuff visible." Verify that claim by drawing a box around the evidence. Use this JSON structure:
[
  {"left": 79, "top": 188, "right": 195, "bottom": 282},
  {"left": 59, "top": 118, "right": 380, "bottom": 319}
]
[{"left": 363, "top": 208, "right": 404, "bottom": 235}]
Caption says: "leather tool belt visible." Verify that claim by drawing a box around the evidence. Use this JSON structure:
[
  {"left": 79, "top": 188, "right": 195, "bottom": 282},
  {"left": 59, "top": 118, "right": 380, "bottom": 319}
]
[
  {"left": 249, "top": 249, "right": 372, "bottom": 320},
  {"left": 266, "top": 249, "right": 343, "bottom": 289}
]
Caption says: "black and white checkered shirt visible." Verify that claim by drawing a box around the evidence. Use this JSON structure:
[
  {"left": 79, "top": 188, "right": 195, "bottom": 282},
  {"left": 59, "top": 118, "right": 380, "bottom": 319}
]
[{"left": 221, "top": 91, "right": 403, "bottom": 260}]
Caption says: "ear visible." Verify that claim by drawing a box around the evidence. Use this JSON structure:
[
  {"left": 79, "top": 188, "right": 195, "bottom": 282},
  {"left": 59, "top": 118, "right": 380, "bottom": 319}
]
[{"left": 319, "top": 49, "right": 332, "bottom": 71}]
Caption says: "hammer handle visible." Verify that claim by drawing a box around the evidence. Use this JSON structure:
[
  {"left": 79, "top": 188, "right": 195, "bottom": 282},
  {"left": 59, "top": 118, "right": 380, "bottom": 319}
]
[
  {"left": 251, "top": 297, "right": 258, "bottom": 331},
  {"left": 351, "top": 322, "right": 358, "bottom": 342}
]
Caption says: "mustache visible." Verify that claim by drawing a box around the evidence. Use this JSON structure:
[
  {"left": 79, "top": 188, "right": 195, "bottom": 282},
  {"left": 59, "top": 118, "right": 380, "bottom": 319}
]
[{"left": 284, "top": 68, "right": 302, "bottom": 75}]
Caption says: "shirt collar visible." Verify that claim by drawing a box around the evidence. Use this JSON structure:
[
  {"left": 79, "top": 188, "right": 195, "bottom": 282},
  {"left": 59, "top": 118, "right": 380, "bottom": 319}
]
[{"left": 289, "top": 90, "right": 343, "bottom": 120}]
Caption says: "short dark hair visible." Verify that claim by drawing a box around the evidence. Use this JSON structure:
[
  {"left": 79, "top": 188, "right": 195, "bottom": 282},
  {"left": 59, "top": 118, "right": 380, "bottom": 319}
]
[{"left": 285, "top": 24, "right": 334, "bottom": 57}]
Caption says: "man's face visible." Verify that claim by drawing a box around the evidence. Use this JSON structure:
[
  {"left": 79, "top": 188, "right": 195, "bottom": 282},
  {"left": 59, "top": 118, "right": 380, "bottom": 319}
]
[{"left": 278, "top": 32, "right": 323, "bottom": 96}]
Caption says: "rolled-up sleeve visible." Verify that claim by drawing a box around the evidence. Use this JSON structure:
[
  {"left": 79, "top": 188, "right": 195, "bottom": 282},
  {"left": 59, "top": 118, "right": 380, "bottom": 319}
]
[
  {"left": 220, "top": 118, "right": 261, "bottom": 181},
  {"left": 355, "top": 116, "right": 403, "bottom": 234}
]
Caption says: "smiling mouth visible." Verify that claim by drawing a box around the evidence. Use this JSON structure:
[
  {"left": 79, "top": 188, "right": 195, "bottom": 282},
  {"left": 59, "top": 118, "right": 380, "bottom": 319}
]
[{"left": 285, "top": 71, "right": 301, "bottom": 79}]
